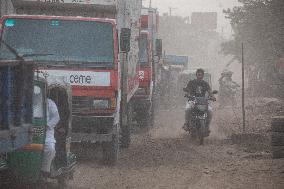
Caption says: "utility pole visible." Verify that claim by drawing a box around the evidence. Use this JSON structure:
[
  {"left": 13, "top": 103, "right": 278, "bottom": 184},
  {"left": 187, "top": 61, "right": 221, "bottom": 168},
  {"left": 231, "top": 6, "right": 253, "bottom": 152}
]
[
  {"left": 242, "top": 43, "right": 246, "bottom": 133},
  {"left": 149, "top": 0, "right": 152, "bottom": 8}
]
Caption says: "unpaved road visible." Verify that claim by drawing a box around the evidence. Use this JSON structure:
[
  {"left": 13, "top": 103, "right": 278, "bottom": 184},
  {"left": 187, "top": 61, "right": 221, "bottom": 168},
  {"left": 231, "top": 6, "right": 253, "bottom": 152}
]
[{"left": 71, "top": 107, "right": 284, "bottom": 189}]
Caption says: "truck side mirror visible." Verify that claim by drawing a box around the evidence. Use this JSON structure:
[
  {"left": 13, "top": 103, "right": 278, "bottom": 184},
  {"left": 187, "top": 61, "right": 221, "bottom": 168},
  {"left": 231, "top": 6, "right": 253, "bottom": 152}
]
[
  {"left": 153, "top": 56, "right": 160, "bottom": 63},
  {"left": 120, "top": 28, "right": 131, "bottom": 53},
  {"left": 156, "top": 39, "right": 163, "bottom": 57}
]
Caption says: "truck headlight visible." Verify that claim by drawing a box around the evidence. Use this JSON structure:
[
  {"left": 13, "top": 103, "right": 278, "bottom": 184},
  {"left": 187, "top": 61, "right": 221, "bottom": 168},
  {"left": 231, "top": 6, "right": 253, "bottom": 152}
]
[{"left": 93, "top": 99, "right": 109, "bottom": 109}]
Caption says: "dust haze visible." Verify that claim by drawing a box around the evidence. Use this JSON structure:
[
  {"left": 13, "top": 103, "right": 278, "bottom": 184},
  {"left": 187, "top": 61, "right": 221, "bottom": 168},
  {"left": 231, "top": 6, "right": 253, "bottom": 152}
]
[{"left": 0, "top": 0, "right": 283, "bottom": 189}]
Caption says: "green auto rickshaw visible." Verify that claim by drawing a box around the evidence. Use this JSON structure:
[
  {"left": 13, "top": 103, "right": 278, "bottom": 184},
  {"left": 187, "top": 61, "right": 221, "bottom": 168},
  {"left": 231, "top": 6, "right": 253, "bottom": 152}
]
[{"left": 1, "top": 74, "right": 76, "bottom": 189}]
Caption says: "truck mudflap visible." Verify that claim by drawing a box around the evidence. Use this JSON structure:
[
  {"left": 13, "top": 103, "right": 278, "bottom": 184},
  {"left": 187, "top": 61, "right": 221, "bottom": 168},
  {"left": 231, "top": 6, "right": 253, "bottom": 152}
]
[{"left": 71, "top": 115, "right": 118, "bottom": 143}]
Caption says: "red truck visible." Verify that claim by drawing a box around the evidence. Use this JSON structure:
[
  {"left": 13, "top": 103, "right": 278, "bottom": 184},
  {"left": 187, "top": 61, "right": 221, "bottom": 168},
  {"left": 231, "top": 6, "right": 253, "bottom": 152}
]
[
  {"left": 133, "top": 7, "right": 162, "bottom": 127},
  {"left": 1, "top": 0, "right": 142, "bottom": 164}
]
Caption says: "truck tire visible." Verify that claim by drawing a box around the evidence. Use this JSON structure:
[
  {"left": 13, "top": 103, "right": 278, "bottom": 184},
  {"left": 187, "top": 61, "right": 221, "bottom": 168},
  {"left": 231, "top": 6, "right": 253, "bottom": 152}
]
[
  {"left": 272, "top": 146, "right": 284, "bottom": 159},
  {"left": 271, "top": 116, "right": 284, "bottom": 132},
  {"left": 103, "top": 134, "right": 119, "bottom": 165},
  {"left": 57, "top": 176, "right": 68, "bottom": 189},
  {"left": 137, "top": 112, "right": 151, "bottom": 128},
  {"left": 121, "top": 104, "right": 132, "bottom": 148},
  {"left": 120, "top": 124, "right": 130, "bottom": 148},
  {"left": 137, "top": 103, "right": 152, "bottom": 128},
  {"left": 150, "top": 102, "right": 155, "bottom": 127},
  {"left": 271, "top": 132, "right": 284, "bottom": 146}
]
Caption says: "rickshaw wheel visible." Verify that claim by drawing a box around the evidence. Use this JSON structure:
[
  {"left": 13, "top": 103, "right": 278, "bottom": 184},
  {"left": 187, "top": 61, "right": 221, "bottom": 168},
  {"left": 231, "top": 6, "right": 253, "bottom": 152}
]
[{"left": 57, "top": 176, "right": 68, "bottom": 189}]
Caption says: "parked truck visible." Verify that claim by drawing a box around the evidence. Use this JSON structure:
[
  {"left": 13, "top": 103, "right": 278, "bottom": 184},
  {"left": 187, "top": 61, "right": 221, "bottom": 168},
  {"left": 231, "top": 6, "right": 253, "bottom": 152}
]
[
  {"left": 133, "top": 7, "right": 162, "bottom": 127},
  {"left": 163, "top": 55, "right": 189, "bottom": 70},
  {"left": 3, "top": 0, "right": 142, "bottom": 164}
]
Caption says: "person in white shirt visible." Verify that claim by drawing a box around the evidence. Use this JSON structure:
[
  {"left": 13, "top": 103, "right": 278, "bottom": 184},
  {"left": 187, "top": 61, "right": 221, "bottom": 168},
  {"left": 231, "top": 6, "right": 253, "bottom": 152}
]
[{"left": 41, "top": 98, "right": 60, "bottom": 175}]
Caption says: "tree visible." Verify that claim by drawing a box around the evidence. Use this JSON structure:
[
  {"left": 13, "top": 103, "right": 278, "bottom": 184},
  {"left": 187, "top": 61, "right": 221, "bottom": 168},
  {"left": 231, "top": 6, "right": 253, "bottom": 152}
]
[{"left": 222, "top": 0, "right": 284, "bottom": 95}]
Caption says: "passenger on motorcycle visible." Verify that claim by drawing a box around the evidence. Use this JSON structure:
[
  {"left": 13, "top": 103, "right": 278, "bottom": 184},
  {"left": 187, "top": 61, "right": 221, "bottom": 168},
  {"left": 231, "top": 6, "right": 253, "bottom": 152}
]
[
  {"left": 182, "top": 68, "right": 216, "bottom": 132},
  {"left": 218, "top": 70, "right": 240, "bottom": 107}
]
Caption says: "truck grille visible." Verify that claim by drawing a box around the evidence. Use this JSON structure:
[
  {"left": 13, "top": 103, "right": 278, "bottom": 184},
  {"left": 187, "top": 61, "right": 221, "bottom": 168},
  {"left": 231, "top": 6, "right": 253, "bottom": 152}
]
[{"left": 72, "top": 96, "right": 92, "bottom": 114}]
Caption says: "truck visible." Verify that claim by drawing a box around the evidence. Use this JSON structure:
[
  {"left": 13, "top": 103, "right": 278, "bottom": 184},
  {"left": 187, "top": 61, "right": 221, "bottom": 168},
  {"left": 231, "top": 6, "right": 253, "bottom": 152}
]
[
  {"left": 163, "top": 55, "right": 189, "bottom": 70},
  {"left": 133, "top": 7, "right": 162, "bottom": 127},
  {"left": 3, "top": 0, "right": 142, "bottom": 164}
]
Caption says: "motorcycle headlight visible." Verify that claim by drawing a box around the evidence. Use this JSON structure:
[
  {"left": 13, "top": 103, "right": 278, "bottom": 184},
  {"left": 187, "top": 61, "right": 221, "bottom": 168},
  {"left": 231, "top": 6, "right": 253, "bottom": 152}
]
[
  {"left": 93, "top": 99, "right": 109, "bottom": 109},
  {"left": 197, "top": 105, "right": 207, "bottom": 111}
]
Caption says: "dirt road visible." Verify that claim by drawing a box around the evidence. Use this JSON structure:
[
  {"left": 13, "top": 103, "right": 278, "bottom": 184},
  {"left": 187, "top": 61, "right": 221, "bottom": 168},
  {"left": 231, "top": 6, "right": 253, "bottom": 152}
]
[{"left": 71, "top": 107, "right": 284, "bottom": 189}]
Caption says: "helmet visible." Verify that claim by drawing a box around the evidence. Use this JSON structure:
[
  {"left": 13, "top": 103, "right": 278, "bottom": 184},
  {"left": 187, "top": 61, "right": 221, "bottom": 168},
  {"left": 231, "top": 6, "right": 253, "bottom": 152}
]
[{"left": 221, "top": 70, "right": 233, "bottom": 77}]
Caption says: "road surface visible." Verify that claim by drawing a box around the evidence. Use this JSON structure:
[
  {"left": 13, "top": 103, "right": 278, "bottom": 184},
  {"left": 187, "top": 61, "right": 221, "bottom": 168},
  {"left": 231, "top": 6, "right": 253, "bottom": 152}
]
[{"left": 71, "top": 106, "right": 284, "bottom": 189}]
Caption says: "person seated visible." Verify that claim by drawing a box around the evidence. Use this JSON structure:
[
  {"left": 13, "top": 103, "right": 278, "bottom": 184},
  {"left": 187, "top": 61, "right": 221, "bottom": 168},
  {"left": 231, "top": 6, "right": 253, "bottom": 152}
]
[{"left": 41, "top": 98, "right": 60, "bottom": 177}]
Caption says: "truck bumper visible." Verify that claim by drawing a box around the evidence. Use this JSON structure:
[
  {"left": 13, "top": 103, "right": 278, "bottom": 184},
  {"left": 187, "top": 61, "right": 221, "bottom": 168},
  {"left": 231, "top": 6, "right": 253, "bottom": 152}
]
[{"left": 71, "top": 115, "right": 116, "bottom": 143}]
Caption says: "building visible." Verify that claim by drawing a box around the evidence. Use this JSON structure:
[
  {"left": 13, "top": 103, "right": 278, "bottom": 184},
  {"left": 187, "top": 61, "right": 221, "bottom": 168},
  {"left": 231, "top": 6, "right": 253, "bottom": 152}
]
[{"left": 0, "top": 0, "right": 14, "bottom": 17}]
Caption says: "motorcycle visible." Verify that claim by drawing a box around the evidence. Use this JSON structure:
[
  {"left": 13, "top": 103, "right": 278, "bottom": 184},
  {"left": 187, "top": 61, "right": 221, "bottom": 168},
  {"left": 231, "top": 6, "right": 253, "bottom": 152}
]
[
  {"left": 219, "top": 81, "right": 240, "bottom": 107},
  {"left": 184, "top": 90, "right": 218, "bottom": 145}
]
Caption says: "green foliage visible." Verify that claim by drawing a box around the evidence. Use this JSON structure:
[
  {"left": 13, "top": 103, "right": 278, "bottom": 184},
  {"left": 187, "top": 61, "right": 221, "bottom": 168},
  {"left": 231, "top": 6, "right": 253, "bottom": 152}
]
[{"left": 222, "top": 0, "right": 284, "bottom": 72}]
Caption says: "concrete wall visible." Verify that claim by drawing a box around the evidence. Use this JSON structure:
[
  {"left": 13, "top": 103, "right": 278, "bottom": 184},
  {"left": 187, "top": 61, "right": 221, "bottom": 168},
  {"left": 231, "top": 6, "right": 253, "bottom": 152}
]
[{"left": 0, "top": 0, "right": 14, "bottom": 17}]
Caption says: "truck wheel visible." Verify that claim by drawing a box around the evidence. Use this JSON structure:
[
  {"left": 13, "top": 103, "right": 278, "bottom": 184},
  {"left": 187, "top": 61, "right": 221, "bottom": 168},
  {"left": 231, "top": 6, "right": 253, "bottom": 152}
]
[
  {"left": 121, "top": 104, "right": 133, "bottom": 148},
  {"left": 103, "top": 135, "right": 119, "bottom": 165},
  {"left": 150, "top": 102, "right": 155, "bottom": 127},
  {"left": 120, "top": 124, "right": 130, "bottom": 148},
  {"left": 57, "top": 176, "right": 68, "bottom": 189},
  {"left": 271, "top": 132, "right": 284, "bottom": 146},
  {"left": 272, "top": 146, "right": 284, "bottom": 159},
  {"left": 137, "top": 112, "right": 151, "bottom": 128},
  {"left": 271, "top": 116, "right": 284, "bottom": 132},
  {"left": 137, "top": 103, "right": 152, "bottom": 128}
]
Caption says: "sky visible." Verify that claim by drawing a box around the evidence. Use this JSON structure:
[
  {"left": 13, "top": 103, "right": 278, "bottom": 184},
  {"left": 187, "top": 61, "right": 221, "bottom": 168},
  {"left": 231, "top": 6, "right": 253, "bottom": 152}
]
[{"left": 142, "top": 0, "right": 240, "bottom": 37}]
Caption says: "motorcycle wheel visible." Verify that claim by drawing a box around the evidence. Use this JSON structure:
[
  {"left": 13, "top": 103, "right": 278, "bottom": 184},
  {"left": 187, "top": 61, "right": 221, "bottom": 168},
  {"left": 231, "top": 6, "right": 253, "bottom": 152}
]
[
  {"left": 198, "top": 120, "right": 205, "bottom": 145},
  {"left": 190, "top": 127, "right": 197, "bottom": 139}
]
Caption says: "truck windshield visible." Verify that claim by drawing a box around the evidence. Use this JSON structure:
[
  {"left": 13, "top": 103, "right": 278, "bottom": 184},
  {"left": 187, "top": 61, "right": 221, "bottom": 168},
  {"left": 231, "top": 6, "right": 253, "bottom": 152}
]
[
  {"left": 0, "top": 18, "right": 114, "bottom": 66},
  {"left": 139, "top": 35, "right": 148, "bottom": 66}
]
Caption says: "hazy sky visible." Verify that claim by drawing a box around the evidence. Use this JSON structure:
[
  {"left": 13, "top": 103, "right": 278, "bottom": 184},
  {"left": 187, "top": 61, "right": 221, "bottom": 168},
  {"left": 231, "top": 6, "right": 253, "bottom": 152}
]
[{"left": 142, "top": 0, "right": 240, "bottom": 36}]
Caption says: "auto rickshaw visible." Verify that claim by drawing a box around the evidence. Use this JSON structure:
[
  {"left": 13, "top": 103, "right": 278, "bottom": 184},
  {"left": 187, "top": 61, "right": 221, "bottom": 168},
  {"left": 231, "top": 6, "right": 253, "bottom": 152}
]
[
  {"left": 0, "top": 62, "right": 34, "bottom": 153},
  {"left": 6, "top": 75, "right": 76, "bottom": 188},
  {"left": 0, "top": 42, "right": 76, "bottom": 188},
  {"left": 0, "top": 56, "right": 36, "bottom": 186}
]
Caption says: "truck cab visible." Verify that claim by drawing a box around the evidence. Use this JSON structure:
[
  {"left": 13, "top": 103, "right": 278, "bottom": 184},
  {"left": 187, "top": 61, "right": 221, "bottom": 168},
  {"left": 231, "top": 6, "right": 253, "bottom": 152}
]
[
  {"left": 133, "top": 7, "right": 161, "bottom": 127},
  {"left": 2, "top": 0, "right": 142, "bottom": 164},
  {"left": 137, "top": 30, "right": 153, "bottom": 97}
]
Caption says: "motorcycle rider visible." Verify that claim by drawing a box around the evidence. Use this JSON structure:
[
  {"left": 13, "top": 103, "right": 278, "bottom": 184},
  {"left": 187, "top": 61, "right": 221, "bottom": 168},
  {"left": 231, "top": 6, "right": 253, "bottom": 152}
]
[
  {"left": 218, "top": 70, "right": 240, "bottom": 107},
  {"left": 183, "top": 68, "right": 216, "bottom": 132}
]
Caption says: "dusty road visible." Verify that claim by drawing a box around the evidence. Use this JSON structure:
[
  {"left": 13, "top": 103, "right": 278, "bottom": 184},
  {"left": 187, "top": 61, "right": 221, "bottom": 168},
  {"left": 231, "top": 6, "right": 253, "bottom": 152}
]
[{"left": 71, "top": 106, "right": 284, "bottom": 189}]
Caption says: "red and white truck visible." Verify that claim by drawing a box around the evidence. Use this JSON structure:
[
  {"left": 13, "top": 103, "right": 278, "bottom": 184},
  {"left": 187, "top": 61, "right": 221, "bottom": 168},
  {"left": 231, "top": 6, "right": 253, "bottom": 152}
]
[
  {"left": 1, "top": 0, "right": 142, "bottom": 164},
  {"left": 133, "top": 7, "right": 162, "bottom": 127}
]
